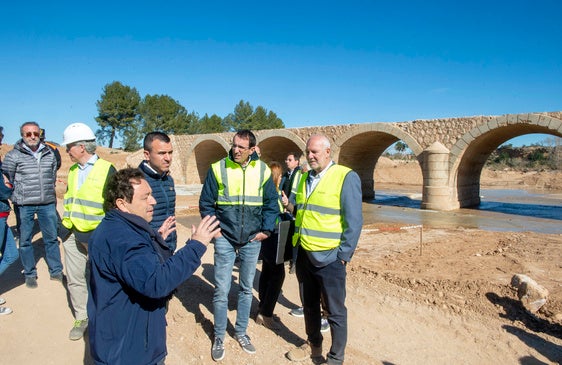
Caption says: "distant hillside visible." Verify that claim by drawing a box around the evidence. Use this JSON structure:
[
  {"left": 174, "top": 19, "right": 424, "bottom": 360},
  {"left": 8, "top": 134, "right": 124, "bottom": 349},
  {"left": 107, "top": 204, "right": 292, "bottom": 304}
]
[{"left": 486, "top": 145, "right": 560, "bottom": 170}]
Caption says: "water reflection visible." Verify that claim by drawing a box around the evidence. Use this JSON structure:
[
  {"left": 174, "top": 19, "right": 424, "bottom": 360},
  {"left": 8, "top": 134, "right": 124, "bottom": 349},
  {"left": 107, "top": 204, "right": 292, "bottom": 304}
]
[{"left": 368, "top": 188, "right": 562, "bottom": 234}]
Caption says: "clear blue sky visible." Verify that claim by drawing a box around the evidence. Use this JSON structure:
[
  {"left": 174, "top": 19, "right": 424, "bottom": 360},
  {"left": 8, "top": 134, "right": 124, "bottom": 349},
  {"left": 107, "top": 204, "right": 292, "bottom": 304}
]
[{"left": 1, "top": 0, "right": 561, "bottom": 147}]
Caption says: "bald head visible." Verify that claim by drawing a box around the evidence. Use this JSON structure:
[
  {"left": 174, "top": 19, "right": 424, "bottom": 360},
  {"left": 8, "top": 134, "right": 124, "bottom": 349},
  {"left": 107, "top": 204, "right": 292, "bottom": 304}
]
[{"left": 305, "top": 134, "right": 332, "bottom": 173}]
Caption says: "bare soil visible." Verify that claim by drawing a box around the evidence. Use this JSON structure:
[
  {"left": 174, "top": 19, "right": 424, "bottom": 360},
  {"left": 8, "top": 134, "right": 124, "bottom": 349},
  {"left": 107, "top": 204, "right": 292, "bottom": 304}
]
[{"left": 0, "top": 149, "right": 561, "bottom": 364}]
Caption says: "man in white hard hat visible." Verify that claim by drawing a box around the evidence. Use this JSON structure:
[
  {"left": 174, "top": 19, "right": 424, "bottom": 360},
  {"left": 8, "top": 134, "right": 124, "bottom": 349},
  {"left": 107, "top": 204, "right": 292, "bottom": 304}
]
[{"left": 59, "top": 122, "right": 116, "bottom": 341}]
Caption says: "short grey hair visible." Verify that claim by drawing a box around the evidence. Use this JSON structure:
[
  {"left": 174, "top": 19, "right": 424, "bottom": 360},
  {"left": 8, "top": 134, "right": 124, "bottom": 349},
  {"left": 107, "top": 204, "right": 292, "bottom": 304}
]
[
  {"left": 75, "top": 140, "right": 97, "bottom": 154},
  {"left": 20, "top": 121, "right": 40, "bottom": 135}
]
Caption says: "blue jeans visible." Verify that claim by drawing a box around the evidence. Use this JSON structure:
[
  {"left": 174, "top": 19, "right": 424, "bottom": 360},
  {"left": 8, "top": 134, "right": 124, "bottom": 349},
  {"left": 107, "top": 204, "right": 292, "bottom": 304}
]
[
  {"left": 213, "top": 236, "right": 261, "bottom": 339},
  {"left": 18, "top": 204, "right": 63, "bottom": 278},
  {"left": 0, "top": 217, "right": 19, "bottom": 276}
]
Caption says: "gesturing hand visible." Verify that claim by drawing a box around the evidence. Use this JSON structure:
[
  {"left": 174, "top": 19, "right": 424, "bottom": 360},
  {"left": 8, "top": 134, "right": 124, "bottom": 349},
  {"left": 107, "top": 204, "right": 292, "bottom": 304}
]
[
  {"left": 281, "top": 191, "right": 289, "bottom": 208},
  {"left": 190, "top": 215, "right": 221, "bottom": 246},
  {"left": 158, "top": 216, "right": 177, "bottom": 241}
]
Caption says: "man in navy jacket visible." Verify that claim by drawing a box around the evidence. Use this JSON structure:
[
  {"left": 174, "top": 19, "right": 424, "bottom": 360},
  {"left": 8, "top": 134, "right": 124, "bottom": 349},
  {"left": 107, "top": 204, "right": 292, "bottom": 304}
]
[
  {"left": 139, "top": 132, "right": 177, "bottom": 252},
  {"left": 88, "top": 168, "right": 220, "bottom": 365}
]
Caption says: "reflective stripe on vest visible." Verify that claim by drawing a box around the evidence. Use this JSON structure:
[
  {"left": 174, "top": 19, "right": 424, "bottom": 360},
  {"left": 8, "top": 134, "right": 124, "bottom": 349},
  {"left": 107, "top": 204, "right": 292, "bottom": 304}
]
[
  {"left": 277, "top": 193, "right": 283, "bottom": 213},
  {"left": 293, "top": 164, "right": 351, "bottom": 251},
  {"left": 62, "top": 159, "right": 113, "bottom": 232},
  {"left": 212, "top": 157, "right": 270, "bottom": 206},
  {"left": 289, "top": 169, "right": 302, "bottom": 198}
]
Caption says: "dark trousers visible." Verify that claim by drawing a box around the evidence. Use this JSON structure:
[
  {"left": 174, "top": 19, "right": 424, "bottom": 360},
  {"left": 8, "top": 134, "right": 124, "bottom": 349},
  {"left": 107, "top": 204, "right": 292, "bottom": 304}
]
[
  {"left": 296, "top": 247, "right": 347, "bottom": 364},
  {"left": 258, "top": 259, "right": 286, "bottom": 317}
]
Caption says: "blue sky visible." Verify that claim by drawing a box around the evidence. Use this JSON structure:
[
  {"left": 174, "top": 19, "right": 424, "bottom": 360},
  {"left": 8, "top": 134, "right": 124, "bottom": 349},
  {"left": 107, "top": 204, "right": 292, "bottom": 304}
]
[{"left": 1, "top": 0, "right": 561, "bottom": 148}]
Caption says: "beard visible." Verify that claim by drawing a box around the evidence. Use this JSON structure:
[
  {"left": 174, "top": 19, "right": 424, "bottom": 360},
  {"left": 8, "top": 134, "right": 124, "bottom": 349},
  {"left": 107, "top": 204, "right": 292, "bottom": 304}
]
[{"left": 25, "top": 139, "right": 40, "bottom": 150}]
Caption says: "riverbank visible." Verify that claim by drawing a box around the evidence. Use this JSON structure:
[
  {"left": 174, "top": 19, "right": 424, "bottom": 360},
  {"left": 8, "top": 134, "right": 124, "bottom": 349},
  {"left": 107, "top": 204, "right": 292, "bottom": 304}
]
[
  {"left": 0, "top": 149, "right": 561, "bottom": 364},
  {"left": 374, "top": 157, "right": 562, "bottom": 191},
  {"left": 2, "top": 198, "right": 561, "bottom": 364}
]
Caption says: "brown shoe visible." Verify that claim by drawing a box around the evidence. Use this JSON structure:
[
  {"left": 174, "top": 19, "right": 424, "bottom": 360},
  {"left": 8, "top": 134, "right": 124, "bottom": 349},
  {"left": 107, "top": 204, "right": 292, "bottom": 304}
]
[
  {"left": 256, "top": 313, "right": 281, "bottom": 330},
  {"left": 286, "top": 341, "right": 323, "bottom": 362}
]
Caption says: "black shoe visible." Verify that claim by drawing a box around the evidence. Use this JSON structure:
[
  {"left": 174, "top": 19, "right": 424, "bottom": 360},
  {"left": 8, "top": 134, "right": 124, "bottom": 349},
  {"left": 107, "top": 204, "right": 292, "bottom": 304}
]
[
  {"left": 50, "top": 273, "right": 64, "bottom": 282},
  {"left": 25, "top": 277, "right": 38, "bottom": 289}
]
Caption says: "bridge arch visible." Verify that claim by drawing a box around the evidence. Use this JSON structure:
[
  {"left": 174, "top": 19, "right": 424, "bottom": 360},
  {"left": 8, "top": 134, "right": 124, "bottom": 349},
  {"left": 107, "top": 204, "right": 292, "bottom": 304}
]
[
  {"left": 449, "top": 113, "right": 562, "bottom": 208},
  {"left": 185, "top": 135, "right": 231, "bottom": 184},
  {"left": 335, "top": 123, "right": 424, "bottom": 199},
  {"left": 256, "top": 129, "right": 307, "bottom": 164}
]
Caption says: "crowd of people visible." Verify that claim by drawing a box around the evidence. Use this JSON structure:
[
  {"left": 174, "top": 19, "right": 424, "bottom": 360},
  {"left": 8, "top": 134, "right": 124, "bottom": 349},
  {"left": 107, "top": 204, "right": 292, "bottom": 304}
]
[{"left": 0, "top": 123, "right": 362, "bottom": 365}]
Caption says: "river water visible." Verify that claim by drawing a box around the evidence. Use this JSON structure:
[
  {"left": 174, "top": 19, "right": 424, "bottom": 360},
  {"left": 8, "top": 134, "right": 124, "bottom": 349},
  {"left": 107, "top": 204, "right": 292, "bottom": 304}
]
[
  {"left": 176, "top": 185, "right": 561, "bottom": 234},
  {"left": 371, "top": 187, "right": 562, "bottom": 234}
]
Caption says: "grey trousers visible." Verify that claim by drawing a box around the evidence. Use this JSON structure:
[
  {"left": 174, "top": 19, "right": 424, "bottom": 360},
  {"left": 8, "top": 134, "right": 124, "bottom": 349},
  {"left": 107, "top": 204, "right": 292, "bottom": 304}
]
[{"left": 63, "top": 233, "right": 89, "bottom": 320}]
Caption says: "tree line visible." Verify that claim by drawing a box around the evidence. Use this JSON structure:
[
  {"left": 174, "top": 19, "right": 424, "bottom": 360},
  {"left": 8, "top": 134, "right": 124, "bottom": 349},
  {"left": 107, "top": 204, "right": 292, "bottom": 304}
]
[{"left": 95, "top": 81, "right": 284, "bottom": 150}]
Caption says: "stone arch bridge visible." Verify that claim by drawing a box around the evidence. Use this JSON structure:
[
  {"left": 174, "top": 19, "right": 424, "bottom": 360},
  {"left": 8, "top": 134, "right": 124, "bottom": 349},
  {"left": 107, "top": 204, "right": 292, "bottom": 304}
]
[{"left": 128, "top": 111, "right": 562, "bottom": 211}]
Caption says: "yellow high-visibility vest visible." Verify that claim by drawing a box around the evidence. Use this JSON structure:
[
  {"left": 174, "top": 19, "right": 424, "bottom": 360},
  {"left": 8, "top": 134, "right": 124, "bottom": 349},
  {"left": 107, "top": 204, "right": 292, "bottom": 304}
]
[
  {"left": 62, "top": 159, "right": 113, "bottom": 232},
  {"left": 289, "top": 169, "right": 302, "bottom": 198},
  {"left": 212, "top": 158, "right": 270, "bottom": 206},
  {"left": 293, "top": 165, "right": 351, "bottom": 251}
]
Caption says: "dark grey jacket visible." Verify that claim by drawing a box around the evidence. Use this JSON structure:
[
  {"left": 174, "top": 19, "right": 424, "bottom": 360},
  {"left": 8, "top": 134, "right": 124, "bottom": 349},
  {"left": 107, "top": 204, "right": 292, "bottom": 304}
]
[{"left": 2, "top": 140, "right": 58, "bottom": 205}]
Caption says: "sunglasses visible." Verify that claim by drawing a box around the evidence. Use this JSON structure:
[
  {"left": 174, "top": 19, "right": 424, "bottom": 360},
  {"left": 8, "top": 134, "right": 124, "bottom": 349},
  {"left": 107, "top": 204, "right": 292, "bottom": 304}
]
[{"left": 24, "top": 131, "right": 41, "bottom": 138}]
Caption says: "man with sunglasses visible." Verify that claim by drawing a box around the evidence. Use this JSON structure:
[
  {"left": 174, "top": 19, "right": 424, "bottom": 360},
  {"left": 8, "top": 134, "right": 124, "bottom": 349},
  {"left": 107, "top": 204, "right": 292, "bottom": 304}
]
[
  {"left": 2, "top": 121, "right": 63, "bottom": 289},
  {"left": 199, "top": 129, "right": 278, "bottom": 361}
]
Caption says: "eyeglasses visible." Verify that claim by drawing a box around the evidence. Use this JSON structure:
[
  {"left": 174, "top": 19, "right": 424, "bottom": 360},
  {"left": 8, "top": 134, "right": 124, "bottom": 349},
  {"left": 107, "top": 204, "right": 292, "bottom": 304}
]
[
  {"left": 24, "top": 131, "right": 40, "bottom": 138},
  {"left": 231, "top": 144, "right": 251, "bottom": 151}
]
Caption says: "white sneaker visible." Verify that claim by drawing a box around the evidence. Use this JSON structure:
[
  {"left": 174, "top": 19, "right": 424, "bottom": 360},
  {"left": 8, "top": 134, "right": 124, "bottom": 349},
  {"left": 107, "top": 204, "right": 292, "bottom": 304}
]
[
  {"left": 0, "top": 297, "right": 5, "bottom": 305},
  {"left": 289, "top": 307, "right": 304, "bottom": 317},
  {"left": 0, "top": 306, "right": 13, "bottom": 315},
  {"left": 320, "top": 318, "right": 329, "bottom": 333}
]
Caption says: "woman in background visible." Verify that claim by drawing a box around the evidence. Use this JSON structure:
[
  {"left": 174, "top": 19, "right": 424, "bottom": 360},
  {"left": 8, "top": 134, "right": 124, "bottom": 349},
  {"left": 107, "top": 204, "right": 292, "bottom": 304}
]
[{"left": 256, "top": 161, "right": 288, "bottom": 330}]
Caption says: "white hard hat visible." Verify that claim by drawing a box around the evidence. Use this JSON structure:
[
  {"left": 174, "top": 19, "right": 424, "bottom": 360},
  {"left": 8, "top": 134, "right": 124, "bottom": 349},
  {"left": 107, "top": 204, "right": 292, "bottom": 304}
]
[{"left": 62, "top": 123, "right": 96, "bottom": 146}]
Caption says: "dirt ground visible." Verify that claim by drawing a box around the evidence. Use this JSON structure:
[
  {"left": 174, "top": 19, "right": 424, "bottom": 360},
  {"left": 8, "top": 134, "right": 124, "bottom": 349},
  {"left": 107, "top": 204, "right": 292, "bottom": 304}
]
[{"left": 0, "top": 148, "right": 561, "bottom": 364}]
